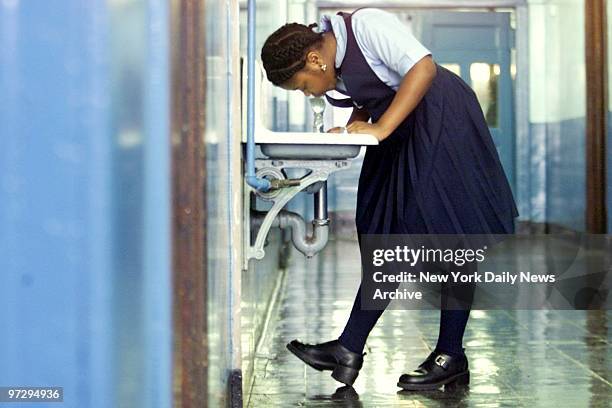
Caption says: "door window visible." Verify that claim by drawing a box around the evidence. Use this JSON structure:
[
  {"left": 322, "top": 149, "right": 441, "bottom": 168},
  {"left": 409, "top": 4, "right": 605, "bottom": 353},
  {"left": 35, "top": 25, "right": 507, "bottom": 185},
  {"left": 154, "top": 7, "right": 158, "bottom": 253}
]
[
  {"left": 440, "top": 63, "right": 461, "bottom": 77},
  {"left": 470, "top": 62, "right": 500, "bottom": 128}
]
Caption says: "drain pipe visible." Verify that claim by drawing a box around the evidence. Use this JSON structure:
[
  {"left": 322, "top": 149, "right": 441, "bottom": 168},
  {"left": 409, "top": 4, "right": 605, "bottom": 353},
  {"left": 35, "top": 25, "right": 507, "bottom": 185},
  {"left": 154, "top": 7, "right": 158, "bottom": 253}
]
[
  {"left": 281, "top": 212, "right": 329, "bottom": 258},
  {"left": 313, "top": 181, "right": 329, "bottom": 222},
  {"left": 251, "top": 209, "right": 329, "bottom": 258},
  {"left": 245, "top": 0, "right": 271, "bottom": 192}
]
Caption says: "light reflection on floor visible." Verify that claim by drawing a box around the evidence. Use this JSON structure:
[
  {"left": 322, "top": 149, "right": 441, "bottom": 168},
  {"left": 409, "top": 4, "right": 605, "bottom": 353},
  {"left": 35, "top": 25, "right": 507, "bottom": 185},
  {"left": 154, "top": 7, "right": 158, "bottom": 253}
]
[{"left": 246, "top": 239, "right": 611, "bottom": 407}]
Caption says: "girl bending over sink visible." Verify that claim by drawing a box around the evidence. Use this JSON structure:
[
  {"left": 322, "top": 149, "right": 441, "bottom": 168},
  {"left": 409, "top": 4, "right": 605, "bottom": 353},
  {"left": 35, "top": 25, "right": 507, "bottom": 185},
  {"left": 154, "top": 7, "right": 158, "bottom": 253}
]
[{"left": 260, "top": 7, "right": 518, "bottom": 391}]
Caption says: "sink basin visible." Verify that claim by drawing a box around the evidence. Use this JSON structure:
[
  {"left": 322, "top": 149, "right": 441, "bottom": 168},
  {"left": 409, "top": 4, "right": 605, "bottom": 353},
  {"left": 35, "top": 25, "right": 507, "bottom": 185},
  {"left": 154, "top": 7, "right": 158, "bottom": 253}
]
[
  {"left": 261, "top": 144, "right": 361, "bottom": 159},
  {"left": 257, "top": 131, "right": 376, "bottom": 159}
]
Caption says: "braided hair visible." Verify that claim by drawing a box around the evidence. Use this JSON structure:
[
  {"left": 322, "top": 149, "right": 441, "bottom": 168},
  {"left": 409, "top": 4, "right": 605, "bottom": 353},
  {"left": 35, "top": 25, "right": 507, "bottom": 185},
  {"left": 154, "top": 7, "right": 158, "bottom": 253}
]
[{"left": 261, "top": 22, "right": 324, "bottom": 86}]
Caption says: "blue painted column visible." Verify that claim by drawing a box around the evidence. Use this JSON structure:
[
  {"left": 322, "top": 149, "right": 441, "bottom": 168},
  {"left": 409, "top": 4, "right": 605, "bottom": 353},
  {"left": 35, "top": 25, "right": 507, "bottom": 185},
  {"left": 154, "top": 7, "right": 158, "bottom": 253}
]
[{"left": 0, "top": 1, "right": 172, "bottom": 407}]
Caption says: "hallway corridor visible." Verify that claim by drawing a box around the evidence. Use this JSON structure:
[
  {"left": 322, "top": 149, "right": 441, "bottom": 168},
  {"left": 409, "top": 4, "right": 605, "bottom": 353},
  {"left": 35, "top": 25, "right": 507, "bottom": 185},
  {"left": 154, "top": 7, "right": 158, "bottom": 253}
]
[{"left": 246, "top": 239, "right": 611, "bottom": 407}]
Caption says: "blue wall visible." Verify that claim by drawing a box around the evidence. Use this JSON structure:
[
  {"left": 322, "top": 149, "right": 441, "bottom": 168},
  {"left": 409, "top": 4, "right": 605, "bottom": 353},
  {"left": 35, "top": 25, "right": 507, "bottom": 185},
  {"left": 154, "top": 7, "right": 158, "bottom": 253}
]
[
  {"left": 530, "top": 119, "right": 587, "bottom": 231},
  {"left": 0, "top": 1, "right": 171, "bottom": 407}
]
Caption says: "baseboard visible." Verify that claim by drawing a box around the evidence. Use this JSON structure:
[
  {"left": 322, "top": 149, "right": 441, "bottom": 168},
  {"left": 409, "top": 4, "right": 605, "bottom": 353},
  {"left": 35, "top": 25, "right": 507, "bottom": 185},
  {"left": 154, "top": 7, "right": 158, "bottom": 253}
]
[
  {"left": 229, "top": 369, "right": 243, "bottom": 408},
  {"left": 241, "top": 266, "right": 288, "bottom": 407}
]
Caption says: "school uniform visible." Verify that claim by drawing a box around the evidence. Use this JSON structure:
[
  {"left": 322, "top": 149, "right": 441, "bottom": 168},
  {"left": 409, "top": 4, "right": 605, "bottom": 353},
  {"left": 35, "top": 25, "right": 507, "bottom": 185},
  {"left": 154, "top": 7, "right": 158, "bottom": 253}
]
[
  {"left": 287, "top": 7, "right": 519, "bottom": 389},
  {"left": 321, "top": 7, "right": 518, "bottom": 236}
]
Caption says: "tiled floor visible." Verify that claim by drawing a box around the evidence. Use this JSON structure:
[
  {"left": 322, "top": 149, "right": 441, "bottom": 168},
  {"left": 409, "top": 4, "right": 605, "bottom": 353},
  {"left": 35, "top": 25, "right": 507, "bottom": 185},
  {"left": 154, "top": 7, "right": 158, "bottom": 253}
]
[{"left": 246, "top": 239, "right": 611, "bottom": 407}]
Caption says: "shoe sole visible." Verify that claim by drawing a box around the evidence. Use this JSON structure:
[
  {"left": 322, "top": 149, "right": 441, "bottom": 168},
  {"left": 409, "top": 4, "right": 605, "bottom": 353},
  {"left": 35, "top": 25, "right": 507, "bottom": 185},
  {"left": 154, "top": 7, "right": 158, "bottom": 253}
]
[
  {"left": 397, "top": 370, "right": 470, "bottom": 391},
  {"left": 286, "top": 343, "right": 360, "bottom": 386}
]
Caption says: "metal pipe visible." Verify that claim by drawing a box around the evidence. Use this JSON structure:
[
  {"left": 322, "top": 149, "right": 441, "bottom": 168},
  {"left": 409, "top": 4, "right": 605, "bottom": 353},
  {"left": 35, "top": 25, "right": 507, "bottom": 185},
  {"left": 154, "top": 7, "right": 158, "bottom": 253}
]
[
  {"left": 245, "top": 0, "right": 271, "bottom": 192},
  {"left": 279, "top": 211, "right": 329, "bottom": 258},
  {"left": 314, "top": 181, "right": 329, "bottom": 223},
  {"left": 251, "top": 209, "right": 330, "bottom": 258}
]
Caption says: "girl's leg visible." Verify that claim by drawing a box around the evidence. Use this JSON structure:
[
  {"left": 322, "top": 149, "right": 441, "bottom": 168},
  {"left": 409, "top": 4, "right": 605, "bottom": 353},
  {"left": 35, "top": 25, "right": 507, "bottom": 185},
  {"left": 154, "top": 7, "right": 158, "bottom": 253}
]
[
  {"left": 337, "top": 283, "right": 385, "bottom": 354},
  {"left": 435, "top": 261, "right": 477, "bottom": 356},
  {"left": 435, "top": 309, "right": 471, "bottom": 356},
  {"left": 337, "top": 228, "right": 397, "bottom": 354}
]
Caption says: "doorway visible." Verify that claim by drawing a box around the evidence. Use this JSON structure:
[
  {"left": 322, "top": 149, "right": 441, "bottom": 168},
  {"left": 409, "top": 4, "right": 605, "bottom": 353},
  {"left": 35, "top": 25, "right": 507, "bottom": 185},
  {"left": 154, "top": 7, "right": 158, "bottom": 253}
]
[{"left": 405, "top": 10, "right": 517, "bottom": 194}]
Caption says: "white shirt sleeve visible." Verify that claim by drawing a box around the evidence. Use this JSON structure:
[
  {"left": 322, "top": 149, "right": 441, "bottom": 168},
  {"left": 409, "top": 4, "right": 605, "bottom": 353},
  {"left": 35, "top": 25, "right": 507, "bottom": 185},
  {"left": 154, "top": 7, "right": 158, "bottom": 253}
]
[{"left": 351, "top": 8, "right": 432, "bottom": 77}]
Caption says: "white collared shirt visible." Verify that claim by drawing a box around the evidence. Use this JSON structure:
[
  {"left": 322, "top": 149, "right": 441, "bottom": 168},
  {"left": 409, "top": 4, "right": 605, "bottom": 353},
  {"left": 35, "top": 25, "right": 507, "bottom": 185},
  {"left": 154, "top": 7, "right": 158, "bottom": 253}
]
[{"left": 317, "top": 8, "right": 432, "bottom": 93}]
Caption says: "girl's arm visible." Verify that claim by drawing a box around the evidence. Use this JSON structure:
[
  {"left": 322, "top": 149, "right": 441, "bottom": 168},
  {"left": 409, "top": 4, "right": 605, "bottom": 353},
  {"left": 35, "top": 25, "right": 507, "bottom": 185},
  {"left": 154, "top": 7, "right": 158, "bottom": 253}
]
[
  {"left": 346, "top": 55, "right": 437, "bottom": 141},
  {"left": 348, "top": 106, "right": 371, "bottom": 125}
]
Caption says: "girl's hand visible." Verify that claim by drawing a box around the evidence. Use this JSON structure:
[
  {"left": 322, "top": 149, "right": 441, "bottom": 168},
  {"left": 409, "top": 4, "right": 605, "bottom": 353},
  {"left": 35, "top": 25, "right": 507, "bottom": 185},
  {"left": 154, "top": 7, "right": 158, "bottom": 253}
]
[
  {"left": 346, "top": 121, "right": 391, "bottom": 142},
  {"left": 326, "top": 126, "right": 346, "bottom": 133}
]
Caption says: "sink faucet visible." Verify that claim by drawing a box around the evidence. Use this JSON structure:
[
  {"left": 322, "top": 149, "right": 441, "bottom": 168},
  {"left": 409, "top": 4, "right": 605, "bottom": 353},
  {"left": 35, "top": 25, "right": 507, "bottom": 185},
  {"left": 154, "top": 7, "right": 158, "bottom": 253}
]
[{"left": 309, "top": 96, "right": 325, "bottom": 133}]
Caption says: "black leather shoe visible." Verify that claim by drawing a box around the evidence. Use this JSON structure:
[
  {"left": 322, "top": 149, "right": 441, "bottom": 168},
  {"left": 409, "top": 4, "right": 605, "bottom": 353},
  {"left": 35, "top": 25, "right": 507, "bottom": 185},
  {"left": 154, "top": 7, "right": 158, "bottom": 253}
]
[
  {"left": 287, "top": 339, "right": 364, "bottom": 385},
  {"left": 397, "top": 349, "right": 469, "bottom": 391}
]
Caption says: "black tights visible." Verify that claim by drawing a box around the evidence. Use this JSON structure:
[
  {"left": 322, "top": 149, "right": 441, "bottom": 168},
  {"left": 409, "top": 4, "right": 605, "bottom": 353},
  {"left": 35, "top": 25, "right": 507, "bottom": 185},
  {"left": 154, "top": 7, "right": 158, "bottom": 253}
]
[{"left": 338, "top": 264, "right": 476, "bottom": 356}]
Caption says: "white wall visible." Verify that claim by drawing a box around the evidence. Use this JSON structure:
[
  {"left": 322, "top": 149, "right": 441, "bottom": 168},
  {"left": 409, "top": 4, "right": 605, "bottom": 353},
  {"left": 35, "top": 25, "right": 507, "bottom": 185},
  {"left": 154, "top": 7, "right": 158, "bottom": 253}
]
[{"left": 528, "top": 0, "right": 585, "bottom": 123}]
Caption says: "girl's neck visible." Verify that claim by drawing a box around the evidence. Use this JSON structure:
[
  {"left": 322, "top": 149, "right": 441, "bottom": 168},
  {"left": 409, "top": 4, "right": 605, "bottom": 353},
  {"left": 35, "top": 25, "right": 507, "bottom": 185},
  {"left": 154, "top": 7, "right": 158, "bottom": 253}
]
[
  {"left": 322, "top": 32, "right": 337, "bottom": 67},
  {"left": 321, "top": 31, "right": 338, "bottom": 77}
]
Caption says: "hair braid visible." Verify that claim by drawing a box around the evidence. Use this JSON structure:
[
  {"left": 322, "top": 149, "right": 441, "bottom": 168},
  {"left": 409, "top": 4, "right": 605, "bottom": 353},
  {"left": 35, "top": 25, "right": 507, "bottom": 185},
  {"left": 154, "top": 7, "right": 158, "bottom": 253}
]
[{"left": 261, "top": 22, "right": 324, "bottom": 86}]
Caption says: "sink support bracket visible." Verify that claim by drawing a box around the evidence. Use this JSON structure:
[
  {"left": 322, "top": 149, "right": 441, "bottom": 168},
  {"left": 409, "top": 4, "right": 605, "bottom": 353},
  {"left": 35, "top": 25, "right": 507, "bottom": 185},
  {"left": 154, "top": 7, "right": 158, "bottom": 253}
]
[{"left": 243, "top": 158, "right": 352, "bottom": 269}]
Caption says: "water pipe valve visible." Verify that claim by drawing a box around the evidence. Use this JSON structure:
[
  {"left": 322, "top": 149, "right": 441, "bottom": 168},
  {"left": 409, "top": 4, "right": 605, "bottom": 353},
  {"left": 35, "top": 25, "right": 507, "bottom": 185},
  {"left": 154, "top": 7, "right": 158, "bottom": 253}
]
[{"left": 269, "top": 179, "right": 301, "bottom": 189}]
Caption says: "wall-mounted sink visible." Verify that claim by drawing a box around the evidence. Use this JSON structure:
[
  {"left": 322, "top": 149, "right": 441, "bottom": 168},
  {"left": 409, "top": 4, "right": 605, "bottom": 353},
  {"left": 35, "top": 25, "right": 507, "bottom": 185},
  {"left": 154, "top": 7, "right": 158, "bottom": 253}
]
[
  {"left": 257, "top": 131, "right": 375, "bottom": 159},
  {"left": 241, "top": 59, "right": 378, "bottom": 160}
]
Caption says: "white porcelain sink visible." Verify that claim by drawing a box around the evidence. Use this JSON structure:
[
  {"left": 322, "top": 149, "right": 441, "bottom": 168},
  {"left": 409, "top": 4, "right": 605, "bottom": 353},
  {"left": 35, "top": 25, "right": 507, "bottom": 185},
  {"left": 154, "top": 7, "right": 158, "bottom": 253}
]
[
  {"left": 242, "top": 59, "right": 378, "bottom": 159},
  {"left": 257, "top": 130, "right": 376, "bottom": 159}
]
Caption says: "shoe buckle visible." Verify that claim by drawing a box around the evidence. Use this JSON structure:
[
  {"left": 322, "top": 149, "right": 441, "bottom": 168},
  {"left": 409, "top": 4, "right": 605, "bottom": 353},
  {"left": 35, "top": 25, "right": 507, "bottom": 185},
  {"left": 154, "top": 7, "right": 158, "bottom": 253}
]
[{"left": 434, "top": 355, "right": 449, "bottom": 369}]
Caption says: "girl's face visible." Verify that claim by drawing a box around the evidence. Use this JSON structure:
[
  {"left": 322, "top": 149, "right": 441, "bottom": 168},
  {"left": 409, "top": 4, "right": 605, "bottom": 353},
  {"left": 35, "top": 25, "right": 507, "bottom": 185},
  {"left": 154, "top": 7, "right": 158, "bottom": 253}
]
[{"left": 279, "top": 50, "right": 337, "bottom": 98}]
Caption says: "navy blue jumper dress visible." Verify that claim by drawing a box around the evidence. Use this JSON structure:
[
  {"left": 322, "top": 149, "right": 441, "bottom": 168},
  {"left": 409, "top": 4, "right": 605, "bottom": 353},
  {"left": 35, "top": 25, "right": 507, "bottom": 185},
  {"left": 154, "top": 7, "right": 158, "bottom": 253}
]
[{"left": 324, "top": 10, "right": 519, "bottom": 355}]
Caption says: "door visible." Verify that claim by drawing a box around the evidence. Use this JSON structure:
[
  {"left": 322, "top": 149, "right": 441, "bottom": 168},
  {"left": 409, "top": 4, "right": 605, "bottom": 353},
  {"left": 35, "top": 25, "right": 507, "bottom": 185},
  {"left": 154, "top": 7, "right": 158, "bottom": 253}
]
[{"left": 406, "top": 11, "right": 516, "bottom": 193}]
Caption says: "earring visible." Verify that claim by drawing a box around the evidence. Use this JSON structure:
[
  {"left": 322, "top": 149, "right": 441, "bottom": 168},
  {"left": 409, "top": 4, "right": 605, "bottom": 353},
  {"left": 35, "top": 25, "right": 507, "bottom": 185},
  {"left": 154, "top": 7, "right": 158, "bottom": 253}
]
[{"left": 321, "top": 64, "right": 327, "bottom": 72}]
